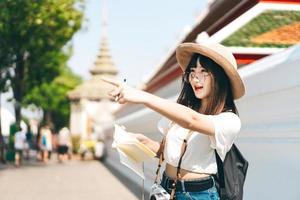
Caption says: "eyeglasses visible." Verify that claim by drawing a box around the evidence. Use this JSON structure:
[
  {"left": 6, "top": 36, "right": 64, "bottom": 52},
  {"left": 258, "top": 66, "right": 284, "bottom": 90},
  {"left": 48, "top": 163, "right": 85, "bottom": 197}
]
[{"left": 183, "top": 71, "right": 210, "bottom": 83}]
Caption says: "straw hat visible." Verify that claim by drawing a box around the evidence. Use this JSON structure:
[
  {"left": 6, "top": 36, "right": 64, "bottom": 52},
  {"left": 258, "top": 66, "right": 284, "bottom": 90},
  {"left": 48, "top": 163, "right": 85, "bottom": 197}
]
[{"left": 176, "top": 42, "right": 245, "bottom": 99}]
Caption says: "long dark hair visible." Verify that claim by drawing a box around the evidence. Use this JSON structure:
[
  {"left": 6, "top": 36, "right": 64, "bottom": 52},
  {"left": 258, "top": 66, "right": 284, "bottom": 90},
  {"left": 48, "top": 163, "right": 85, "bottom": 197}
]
[{"left": 177, "top": 53, "right": 238, "bottom": 115}]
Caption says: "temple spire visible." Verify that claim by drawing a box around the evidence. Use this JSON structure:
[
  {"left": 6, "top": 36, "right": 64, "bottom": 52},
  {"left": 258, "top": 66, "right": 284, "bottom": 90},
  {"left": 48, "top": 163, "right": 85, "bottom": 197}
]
[
  {"left": 101, "top": 0, "right": 108, "bottom": 38},
  {"left": 68, "top": 0, "right": 118, "bottom": 101},
  {"left": 89, "top": 0, "right": 118, "bottom": 76}
]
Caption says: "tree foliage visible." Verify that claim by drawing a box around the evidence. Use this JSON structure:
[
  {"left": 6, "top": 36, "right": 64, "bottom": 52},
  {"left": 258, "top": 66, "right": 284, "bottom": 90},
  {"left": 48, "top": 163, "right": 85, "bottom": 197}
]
[
  {"left": 24, "top": 67, "right": 82, "bottom": 131},
  {"left": 0, "top": 0, "right": 84, "bottom": 124}
]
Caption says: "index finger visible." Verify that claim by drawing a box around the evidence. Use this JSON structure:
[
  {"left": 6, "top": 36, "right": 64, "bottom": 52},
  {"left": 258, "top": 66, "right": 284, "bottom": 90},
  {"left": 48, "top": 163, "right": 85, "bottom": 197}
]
[{"left": 101, "top": 77, "right": 122, "bottom": 87}]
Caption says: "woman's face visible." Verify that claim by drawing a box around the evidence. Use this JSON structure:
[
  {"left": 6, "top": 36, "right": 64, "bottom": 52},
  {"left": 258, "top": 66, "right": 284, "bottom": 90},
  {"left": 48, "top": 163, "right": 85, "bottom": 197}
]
[{"left": 188, "top": 61, "right": 212, "bottom": 100}]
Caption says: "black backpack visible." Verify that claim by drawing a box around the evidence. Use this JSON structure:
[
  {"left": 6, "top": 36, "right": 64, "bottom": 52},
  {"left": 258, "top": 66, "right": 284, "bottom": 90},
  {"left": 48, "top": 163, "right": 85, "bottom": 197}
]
[{"left": 214, "top": 144, "right": 249, "bottom": 200}]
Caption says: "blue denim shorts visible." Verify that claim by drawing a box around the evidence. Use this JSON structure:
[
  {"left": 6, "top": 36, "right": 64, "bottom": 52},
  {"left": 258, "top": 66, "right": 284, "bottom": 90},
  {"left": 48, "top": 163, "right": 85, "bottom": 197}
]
[{"left": 160, "top": 171, "right": 220, "bottom": 200}]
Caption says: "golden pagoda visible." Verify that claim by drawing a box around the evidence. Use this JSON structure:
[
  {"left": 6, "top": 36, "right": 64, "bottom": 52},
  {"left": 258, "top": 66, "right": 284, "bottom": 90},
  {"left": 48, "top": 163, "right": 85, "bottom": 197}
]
[{"left": 68, "top": 7, "right": 118, "bottom": 101}]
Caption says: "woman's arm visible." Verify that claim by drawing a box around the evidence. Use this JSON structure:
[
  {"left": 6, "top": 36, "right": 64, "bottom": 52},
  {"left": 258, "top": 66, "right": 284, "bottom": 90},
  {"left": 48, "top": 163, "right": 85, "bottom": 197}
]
[
  {"left": 101, "top": 77, "right": 215, "bottom": 136},
  {"left": 141, "top": 92, "right": 215, "bottom": 136}
]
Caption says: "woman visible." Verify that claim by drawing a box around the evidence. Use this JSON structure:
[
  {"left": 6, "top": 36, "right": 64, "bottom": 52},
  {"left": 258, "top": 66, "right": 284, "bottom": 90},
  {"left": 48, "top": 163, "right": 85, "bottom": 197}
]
[
  {"left": 102, "top": 42, "right": 245, "bottom": 200},
  {"left": 57, "top": 127, "right": 71, "bottom": 163},
  {"left": 40, "top": 126, "right": 53, "bottom": 164}
]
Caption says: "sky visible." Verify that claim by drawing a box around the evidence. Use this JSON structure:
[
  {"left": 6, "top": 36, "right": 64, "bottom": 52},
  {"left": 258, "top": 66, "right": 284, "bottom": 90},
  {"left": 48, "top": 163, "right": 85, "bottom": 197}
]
[{"left": 67, "top": 0, "right": 208, "bottom": 87}]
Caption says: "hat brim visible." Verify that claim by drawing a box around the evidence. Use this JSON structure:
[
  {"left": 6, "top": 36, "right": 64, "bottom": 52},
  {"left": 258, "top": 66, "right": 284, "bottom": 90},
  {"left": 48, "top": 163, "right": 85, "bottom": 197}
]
[{"left": 176, "top": 43, "right": 245, "bottom": 100}]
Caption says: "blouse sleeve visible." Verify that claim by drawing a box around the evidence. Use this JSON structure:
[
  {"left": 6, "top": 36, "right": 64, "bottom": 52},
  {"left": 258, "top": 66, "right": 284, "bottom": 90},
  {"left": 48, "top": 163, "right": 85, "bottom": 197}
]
[
  {"left": 208, "top": 112, "right": 241, "bottom": 161},
  {"left": 157, "top": 117, "right": 172, "bottom": 135}
]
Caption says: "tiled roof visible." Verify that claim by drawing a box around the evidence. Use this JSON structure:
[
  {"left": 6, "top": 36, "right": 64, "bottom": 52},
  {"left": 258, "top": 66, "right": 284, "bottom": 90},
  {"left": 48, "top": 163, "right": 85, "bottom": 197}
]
[
  {"left": 252, "top": 21, "right": 300, "bottom": 45},
  {"left": 222, "top": 10, "right": 300, "bottom": 48}
]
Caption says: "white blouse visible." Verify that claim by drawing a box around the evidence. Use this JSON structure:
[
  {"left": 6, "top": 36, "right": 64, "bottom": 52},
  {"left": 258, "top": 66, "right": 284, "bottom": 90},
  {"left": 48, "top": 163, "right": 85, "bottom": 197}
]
[{"left": 157, "top": 112, "right": 241, "bottom": 174}]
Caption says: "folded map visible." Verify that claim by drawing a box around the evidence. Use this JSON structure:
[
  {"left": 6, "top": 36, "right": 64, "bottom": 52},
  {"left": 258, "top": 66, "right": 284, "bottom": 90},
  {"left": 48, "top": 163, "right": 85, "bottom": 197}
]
[{"left": 112, "top": 124, "right": 156, "bottom": 178}]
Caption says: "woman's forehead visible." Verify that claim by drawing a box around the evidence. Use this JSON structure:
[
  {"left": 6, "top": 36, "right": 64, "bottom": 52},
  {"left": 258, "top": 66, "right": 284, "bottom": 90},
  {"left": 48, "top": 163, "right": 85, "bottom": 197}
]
[{"left": 190, "top": 62, "right": 205, "bottom": 70}]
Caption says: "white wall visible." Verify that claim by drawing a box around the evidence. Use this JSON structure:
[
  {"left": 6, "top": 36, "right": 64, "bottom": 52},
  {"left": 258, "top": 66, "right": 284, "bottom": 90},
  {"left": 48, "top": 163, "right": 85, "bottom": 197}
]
[{"left": 236, "top": 45, "right": 300, "bottom": 200}]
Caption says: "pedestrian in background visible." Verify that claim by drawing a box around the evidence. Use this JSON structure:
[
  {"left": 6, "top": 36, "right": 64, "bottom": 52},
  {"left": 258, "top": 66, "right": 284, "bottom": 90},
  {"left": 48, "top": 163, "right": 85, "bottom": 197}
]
[
  {"left": 14, "top": 126, "right": 26, "bottom": 167},
  {"left": 57, "top": 127, "right": 71, "bottom": 163},
  {"left": 24, "top": 128, "right": 33, "bottom": 160},
  {"left": 0, "top": 131, "right": 6, "bottom": 164},
  {"left": 40, "top": 126, "right": 53, "bottom": 164},
  {"left": 36, "top": 126, "right": 42, "bottom": 161}
]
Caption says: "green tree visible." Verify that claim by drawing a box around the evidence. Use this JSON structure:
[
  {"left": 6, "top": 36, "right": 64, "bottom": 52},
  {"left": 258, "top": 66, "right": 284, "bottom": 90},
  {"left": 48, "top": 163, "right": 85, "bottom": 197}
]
[
  {"left": 0, "top": 0, "right": 84, "bottom": 126},
  {"left": 24, "top": 67, "right": 82, "bottom": 131}
]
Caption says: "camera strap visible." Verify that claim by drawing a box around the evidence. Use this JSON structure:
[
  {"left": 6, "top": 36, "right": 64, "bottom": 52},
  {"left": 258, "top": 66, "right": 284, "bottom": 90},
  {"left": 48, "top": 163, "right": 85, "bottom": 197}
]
[{"left": 154, "top": 122, "right": 193, "bottom": 200}]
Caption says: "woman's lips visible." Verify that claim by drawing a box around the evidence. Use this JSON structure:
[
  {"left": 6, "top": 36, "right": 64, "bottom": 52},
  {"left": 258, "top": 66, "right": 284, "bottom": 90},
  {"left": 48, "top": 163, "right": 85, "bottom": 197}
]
[{"left": 195, "top": 86, "right": 203, "bottom": 91}]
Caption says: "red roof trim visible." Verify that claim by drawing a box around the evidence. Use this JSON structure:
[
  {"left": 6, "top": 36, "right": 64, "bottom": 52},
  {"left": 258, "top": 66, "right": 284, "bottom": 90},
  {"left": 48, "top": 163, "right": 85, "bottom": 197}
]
[
  {"left": 260, "top": 0, "right": 300, "bottom": 4},
  {"left": 147, "top": 67, "right": 182, "bottom": 93},
  {"left": 235, "top": 53, "right": 269, "bottom": 65}
]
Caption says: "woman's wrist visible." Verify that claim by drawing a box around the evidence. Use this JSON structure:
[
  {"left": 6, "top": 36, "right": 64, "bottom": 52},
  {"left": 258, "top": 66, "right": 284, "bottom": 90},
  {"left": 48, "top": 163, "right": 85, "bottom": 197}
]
[
  {"left": 145, "top": 139, "right": 159, "bottom": 152},
  {"left": 145, "top": 138, "right": 160, "bottom": 155},
  {"left": 140, "top": 90, "right": 152, "bottom": 105},
  {"left": 151, "top": 141, "right": 161, "bottom": 154},
  {"left": 141, "top": 91, "right": 157, "bottom": 106}
]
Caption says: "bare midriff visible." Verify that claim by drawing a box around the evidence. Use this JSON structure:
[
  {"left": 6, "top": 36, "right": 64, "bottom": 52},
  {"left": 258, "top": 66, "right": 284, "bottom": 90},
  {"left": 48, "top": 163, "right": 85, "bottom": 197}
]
[{"left": 165, "top": 163, "right": 212, "bottom": 180}]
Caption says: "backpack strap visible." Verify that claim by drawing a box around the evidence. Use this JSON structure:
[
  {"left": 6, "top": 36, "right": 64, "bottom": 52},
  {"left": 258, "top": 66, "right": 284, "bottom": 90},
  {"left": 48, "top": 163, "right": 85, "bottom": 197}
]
[
  {"left": 215, "top": 150, "right": 226, "bottom": 197},
  {"left": 154, "top": 136, "right": 166, "bottom": 184}
]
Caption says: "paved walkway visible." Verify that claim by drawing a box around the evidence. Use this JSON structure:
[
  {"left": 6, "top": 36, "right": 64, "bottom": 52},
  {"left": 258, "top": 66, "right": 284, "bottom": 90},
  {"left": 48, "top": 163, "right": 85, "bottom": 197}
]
[{"left": 0, "top": 155, "right": 139, "bottom": 200}]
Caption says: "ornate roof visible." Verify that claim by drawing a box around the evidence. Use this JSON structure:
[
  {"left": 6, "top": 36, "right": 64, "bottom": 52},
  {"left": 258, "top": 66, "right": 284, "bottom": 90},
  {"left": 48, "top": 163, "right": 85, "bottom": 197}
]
[
  {"left": 222, "top": 10, "right": 300, "bottom": 48},
  {"left": 68, "top": 36, "right": 118, "bottom": 101},
  {"left": 251, "top": 21, "right": 300, "bottom": 45},
  {"left": 67, "top": 74, "right": 117, "bottom": 101}
]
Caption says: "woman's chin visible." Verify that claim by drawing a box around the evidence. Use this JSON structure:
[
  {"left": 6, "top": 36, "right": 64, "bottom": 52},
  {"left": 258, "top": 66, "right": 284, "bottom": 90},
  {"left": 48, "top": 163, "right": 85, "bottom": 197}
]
[
  {"left": 194, "top": 93, "right": 204, "bottom": 99},
  {"left": 193, "top": 90, "right": 203, "bottom": 99}
]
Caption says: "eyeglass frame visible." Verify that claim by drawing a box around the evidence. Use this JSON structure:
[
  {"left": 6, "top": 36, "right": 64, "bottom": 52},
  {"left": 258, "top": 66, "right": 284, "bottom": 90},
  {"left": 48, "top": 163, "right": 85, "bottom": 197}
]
[{"left": 182, "top": 70, "right": 211, "bottom": 83}]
